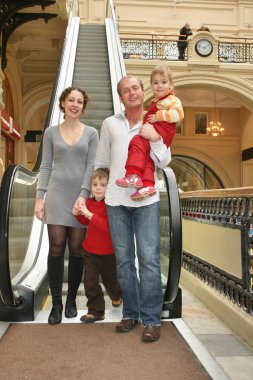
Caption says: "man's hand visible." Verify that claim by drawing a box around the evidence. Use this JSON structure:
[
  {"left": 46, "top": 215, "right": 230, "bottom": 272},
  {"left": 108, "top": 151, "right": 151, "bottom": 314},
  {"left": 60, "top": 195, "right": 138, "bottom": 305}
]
[{"left": 139, "top": 122, "right": 161, "bottom": 142}]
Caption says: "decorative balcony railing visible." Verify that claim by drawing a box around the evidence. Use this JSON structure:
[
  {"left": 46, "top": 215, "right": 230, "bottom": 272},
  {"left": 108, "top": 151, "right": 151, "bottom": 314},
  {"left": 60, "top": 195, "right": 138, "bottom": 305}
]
[
  {"left": 219, "top": 37, "right": 253, "bottom": 63},
  {"left": 180, "top": 188, "right": 253, "bottom": 316},
  {"left": 120, "top": 34, "right": 253, "bottom": 63}
]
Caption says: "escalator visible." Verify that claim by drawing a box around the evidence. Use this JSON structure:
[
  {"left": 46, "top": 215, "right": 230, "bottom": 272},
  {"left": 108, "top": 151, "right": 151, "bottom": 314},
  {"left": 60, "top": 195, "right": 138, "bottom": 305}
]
[
  {"left": 0, "top": 166, "right": 49, "bottom": 321},
  {"left": 73, "top": 24, "right": 114, "bottom": 129},
  {"left": 0, "top": 2, "right": 182, "bottom": 322}
]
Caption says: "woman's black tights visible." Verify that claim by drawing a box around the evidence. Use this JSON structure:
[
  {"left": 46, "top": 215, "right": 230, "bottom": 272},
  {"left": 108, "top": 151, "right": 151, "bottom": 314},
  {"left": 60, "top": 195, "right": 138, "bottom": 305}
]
[{"left": 47, "top": 225, "right": 85, "bottom": 305}]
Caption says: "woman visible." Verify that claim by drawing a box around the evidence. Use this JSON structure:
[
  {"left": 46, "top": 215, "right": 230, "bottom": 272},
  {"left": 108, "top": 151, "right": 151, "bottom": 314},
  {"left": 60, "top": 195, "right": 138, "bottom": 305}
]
[{"left": 34, "top": 86, "right": 99, "bottom": 325}]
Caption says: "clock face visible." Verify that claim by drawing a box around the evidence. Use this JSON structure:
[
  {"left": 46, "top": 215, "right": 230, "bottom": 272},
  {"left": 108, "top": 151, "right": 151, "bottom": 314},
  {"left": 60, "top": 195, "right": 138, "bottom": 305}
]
[{"left": 195, "top": 39, "right": 213, "bottom": 57}]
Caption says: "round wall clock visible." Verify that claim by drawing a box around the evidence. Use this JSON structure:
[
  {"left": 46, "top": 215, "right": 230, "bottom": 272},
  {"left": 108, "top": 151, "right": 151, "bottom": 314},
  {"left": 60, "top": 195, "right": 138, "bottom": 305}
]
[{"left": 195, "top": 39, "right": 213, "bottom": 57}]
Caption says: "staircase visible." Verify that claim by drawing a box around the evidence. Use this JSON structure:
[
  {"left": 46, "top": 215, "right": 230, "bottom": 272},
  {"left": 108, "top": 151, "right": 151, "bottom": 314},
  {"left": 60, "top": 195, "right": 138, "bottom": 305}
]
[
  {"left": 72, "top": 24, "right": 114, "bottom": 132},
  {"left": 63, "top": 24, "right": 114, "bottom": 282}
]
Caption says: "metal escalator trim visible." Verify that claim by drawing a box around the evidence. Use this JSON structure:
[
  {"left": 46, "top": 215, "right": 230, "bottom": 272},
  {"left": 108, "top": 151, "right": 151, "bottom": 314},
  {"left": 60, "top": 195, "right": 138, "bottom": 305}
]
[
  {"left": 0, "top": 165, "right": 41, "bottom": 306},
  {"left": 0, "top": 165, "right": 19, "bottom": 305},
  {"left": 162, "top": 167, "right": 182, "bottom": 303}
]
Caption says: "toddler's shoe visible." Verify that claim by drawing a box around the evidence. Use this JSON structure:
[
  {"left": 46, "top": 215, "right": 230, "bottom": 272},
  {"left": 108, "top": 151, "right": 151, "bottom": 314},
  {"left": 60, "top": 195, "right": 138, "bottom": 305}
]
[
  {"left": 130, "top": 186, "right": 156, "bottom": 201},
  {"left": 116, "top": 174, "right": 143, "bottom": 188},
  {"left": 112, "top": 299, "right": 122, "bottom": 307},
  {"left": 80, "top": 313, "right": 105, "bottom": 323}
]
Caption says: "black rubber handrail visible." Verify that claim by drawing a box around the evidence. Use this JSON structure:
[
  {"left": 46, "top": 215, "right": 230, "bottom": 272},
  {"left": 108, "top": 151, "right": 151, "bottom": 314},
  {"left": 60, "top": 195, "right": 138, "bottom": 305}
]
[
  {"left": 0, "top": 165, "right": 16, "bottom": 305},
  {"left": 162, "top": 167, "right": 182, "bottom": 303},
  {"left": 0, "top": 165, "right": 38, "bottom": 305}
]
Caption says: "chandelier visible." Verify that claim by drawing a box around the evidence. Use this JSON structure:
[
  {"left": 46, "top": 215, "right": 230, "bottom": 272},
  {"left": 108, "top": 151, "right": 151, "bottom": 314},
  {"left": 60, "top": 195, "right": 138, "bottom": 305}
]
[
  {"left": 206, "top": 93, "right": 224, "bottom": 137},
  {"left": 206, "top": 121, "right": 224, "bottom": 137}
]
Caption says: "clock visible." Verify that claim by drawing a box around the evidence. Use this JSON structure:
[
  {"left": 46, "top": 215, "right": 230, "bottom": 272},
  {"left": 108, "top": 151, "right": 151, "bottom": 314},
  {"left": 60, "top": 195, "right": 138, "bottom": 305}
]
[{"left": 195, "top": 39, "right": 213, "bottom": 57}]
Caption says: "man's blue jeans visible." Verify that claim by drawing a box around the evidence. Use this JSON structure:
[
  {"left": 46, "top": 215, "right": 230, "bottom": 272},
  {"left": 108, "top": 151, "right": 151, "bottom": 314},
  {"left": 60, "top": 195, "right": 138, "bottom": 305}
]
[{"left": 107, "top": 202, "right": 163, "bottom": 326}]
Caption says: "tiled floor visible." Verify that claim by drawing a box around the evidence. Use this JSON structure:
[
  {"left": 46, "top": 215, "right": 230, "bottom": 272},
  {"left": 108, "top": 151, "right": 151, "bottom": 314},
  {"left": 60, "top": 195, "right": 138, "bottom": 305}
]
[
  {"left": 180, "top": 286, "right": 253, "bottom": 380},
  {"left": 1, "top": 283, "right": 253, "bottom": 380}
]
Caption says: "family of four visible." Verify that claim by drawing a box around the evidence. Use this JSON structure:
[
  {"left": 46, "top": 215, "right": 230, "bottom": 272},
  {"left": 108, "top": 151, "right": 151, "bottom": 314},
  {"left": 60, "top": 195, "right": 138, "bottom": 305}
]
[{"left": 34, "top": 64, "right": 184, "bottom": 343}]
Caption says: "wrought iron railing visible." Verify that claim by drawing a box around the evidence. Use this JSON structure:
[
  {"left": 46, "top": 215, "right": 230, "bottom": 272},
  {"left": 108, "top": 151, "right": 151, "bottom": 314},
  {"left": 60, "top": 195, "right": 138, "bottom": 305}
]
[
  {"left": 121, "top": 35, "right": 181, "bottom": 61},
  {"left": 218, "top": 37, "right": 253, "bottom": 63},
  {"left": 180, "top": 188, "right": 253, "bottom": 316},
  {"left": 120, "top": 33, "right": 253, "bottom": 63}
]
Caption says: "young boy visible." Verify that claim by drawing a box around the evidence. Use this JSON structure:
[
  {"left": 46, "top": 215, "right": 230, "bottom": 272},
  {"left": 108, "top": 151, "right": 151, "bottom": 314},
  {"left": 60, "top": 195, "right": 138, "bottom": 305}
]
[
  {"left": 73, "top": 168, "right": 122, "bottom": 323},
  {"left": 116, "top": 65, "right": 184, "bottom": 201}
]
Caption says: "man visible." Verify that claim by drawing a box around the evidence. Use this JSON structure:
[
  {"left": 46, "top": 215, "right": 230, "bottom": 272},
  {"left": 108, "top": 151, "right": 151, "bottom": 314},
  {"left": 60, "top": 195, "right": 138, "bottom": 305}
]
[
  {"left": 95, "top": 75, "right": 171, "bottom": 342},
  {"left": 177, "top": 23, "right": 192, "bottom": 60}
]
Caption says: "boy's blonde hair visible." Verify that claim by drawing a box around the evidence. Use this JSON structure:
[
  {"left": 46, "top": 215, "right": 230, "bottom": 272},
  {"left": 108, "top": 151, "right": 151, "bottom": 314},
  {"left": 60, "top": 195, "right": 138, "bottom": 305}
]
[
  {"left": 91, "top": 168, "right": 110, "bottom": 182},
  {"left": 150, "top": 65, "right": 173, "bottom": 84}
]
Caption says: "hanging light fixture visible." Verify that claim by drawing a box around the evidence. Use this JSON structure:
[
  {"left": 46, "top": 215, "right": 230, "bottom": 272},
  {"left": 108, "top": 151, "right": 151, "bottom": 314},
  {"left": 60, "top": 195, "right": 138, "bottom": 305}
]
[
  {"left": 206, "top": 93, "right": 224, "bottom": 137},
  {"left": 172, "top": 0, "right": 183, "bottom": 20}
]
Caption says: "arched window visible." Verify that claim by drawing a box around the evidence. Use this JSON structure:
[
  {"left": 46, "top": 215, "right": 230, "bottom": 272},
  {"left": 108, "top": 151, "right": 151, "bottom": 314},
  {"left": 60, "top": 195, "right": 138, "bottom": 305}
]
[{"left": 159, "top": 155, "right": 223, "bottom": 192}]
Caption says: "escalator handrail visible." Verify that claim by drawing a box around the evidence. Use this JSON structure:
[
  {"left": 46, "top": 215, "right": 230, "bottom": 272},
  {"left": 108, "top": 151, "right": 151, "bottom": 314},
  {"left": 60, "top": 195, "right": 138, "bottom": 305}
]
[
  {"left": 0, "top": 164, "right": 38, "bottom": 305},
  {"left": 107, "top": 0, "right": 126, "bottom": 76},
  {"left": 106, "top": 0, "right": 126, "bottom": 114},
  {"left": 162, "top": 167, "right": 182, "bottom": 303}
]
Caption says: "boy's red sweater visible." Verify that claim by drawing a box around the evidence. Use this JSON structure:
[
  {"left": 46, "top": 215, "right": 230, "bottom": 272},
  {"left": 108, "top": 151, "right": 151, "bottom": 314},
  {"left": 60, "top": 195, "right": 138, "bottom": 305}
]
[{"left": 75, "top": 198, "right": 114, "bottom": 255}]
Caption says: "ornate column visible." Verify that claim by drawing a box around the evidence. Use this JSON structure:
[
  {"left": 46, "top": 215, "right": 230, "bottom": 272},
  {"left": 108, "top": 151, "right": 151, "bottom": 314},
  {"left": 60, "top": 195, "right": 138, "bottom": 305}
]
[
  {"left": 0, "top": 69, "right": 4, "bottom": 111},
  {"left": 0, "top": 65, "right": 5, "bottom": 179}
]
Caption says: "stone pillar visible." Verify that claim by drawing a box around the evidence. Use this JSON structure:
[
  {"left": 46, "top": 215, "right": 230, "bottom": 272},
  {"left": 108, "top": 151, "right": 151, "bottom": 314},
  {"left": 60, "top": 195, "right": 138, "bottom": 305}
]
[
  {"left": 0, "top": 67, "right": 5, "bottom": 179},
  {"left": 0, "top": 69, "right": 5, "bottom": 111}
]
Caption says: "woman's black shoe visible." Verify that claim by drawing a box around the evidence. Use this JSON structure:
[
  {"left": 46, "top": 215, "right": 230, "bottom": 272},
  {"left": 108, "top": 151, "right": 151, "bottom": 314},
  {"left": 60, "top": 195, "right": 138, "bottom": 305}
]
[
  {"left": 48, "top": 304, "right": 63, "bottom": 325},
  {"left": 65, "top": 299, "right": 77, "bottom": 318}
]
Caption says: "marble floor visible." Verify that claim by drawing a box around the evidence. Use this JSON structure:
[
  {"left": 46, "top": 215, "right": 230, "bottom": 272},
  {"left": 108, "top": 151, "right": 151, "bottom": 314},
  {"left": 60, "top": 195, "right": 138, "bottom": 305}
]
[
  {"left": 180, "top": 286, "right": 253, "bottom": 380},
  {"left": 1, "top": 283, "right": 253, "bottom": 380}
]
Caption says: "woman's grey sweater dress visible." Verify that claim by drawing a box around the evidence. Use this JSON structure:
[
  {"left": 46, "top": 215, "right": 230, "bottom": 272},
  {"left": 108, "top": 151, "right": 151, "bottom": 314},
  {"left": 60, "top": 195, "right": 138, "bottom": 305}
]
[{"left": 36, "top": 125, "right": 99, "bottom": 227}]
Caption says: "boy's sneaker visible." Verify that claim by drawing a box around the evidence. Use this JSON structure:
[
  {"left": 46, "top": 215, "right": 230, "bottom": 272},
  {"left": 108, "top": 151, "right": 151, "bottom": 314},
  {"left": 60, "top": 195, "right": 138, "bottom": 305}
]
[
  {"left": 130, "top": 186, "right": 156, "bottom": 201},
  {"left": 80, "top": 313, "right": 105, "bottom": 323},
  {"left": 112, "top": 299, "right": 122, "bottom": 308},
  {"left": 116, "top": 174, "right": 143, "bottom": 188}
]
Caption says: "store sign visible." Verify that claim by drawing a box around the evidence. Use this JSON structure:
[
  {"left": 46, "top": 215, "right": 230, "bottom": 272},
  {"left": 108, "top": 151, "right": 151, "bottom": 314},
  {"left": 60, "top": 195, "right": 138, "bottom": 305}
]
[{"left": 0, "top": 110, "right": 21, "bottom": 140}]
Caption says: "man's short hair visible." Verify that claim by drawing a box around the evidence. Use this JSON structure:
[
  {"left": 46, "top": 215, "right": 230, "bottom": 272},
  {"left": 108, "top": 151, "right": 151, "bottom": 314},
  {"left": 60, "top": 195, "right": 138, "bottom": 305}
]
[{"left": 117, "top": 75, "right": 144, "bottom": 96}]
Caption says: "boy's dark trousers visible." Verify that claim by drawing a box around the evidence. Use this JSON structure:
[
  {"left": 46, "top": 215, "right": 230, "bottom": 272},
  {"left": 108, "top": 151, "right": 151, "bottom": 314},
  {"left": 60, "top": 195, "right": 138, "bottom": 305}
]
[{"left": 83, "top": 250, "right": 122, "bottom": 316}]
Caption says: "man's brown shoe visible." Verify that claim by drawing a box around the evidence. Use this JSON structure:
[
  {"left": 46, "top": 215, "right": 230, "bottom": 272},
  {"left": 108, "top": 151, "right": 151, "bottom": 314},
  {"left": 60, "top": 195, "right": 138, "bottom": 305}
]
[
  {"left": 116, "top": 318, "right": 138, "bottom": 332},
  {"left": 142, "top": 325, "right": 161, "bottom": 342}
]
